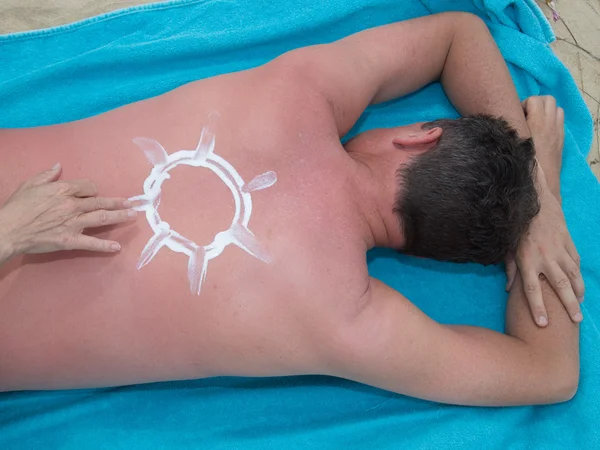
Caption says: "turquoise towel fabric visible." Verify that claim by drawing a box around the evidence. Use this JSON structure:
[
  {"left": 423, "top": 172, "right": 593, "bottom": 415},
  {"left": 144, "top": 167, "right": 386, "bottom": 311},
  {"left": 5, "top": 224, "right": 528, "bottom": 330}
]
[
  {"left": 1, "top": 0, "right": 599, "bottom": 448},
  {"left": 421, "top": 0, "right": 555, "bottom": 43}
]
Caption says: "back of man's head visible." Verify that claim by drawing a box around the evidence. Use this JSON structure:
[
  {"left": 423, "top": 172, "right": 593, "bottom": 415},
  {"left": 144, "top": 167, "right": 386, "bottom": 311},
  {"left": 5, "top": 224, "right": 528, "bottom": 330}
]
[{"left": 394, "top": 115, "right": 540, "bottom": 265}]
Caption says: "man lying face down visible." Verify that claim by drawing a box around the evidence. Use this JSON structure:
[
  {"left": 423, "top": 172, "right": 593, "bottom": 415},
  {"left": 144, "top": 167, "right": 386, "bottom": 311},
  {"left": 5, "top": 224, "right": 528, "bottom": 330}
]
[{"left": 0, "top": 13, "right": 581, "bottom": 406}]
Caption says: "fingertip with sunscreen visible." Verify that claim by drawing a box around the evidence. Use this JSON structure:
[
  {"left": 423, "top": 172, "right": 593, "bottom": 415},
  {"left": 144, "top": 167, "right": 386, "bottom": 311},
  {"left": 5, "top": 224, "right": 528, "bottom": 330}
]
[{"left": 111, "top": 243, "right": 121, "bottom": 252}]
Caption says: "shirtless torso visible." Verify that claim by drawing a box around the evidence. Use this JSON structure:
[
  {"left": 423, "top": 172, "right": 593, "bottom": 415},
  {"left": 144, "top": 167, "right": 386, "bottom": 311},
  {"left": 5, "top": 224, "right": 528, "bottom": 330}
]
[
  {"left": 0, "top": 61, "right": 370, "bottom": 389},
  {"left": 0, "top": 13, "right": 579, "bottom": 406}
]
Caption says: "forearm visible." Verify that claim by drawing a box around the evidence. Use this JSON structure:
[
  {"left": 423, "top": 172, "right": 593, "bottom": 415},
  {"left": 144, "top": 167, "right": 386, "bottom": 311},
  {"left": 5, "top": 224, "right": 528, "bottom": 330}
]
[
  {"left": 440, "top": 15, "right": 569, "bottom": 201},
  {"left": 505, "top": 273, "right": 580, "bottom": 390},
  {"left": 444, "top": 275, "right": 579, "bottom": 405},
  {"left": 440, "top": 15, "right": 530, "bottom": 139}
]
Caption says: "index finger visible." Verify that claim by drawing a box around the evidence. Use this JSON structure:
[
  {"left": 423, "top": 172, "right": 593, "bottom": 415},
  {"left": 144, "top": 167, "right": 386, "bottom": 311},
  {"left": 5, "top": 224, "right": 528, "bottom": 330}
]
[
  {"left": 76, "top": 197, "right": 131, "bottom": 213},
  {"left": 71, "top": 235, "right": 121, "bottom": 253},
  {"left": 66, "top": 179, "right": 98, "bottom": 198},
  {"left": 563, "top": 258, "right": 585, "bottom": 301},
  {"left": 77, "top": 209, "right": 137, "bottom": 229}
]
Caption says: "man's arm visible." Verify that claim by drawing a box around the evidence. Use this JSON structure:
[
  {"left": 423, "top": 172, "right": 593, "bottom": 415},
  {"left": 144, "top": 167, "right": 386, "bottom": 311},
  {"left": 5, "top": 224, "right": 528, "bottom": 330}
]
[
  {"left": 325, "top": 276, "right": 579, "bottom": 406},
  {"left": 277, "top": 12, "right": 529, "bottom": 139},
  {"left": 275, "top": 14, "right": 583, "bottom": 325}
]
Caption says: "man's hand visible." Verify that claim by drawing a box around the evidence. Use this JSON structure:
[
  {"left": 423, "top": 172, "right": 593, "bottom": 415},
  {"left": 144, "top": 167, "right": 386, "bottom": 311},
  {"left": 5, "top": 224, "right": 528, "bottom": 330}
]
[
  {"left": 505, "top": 96, "right": 584, "bottom": 327},
  {"left": 0, "top": 164, "right": 136, "bottom": 265},
  {"left": 506, "top": 192, "right": 584, "bottom": 326}
]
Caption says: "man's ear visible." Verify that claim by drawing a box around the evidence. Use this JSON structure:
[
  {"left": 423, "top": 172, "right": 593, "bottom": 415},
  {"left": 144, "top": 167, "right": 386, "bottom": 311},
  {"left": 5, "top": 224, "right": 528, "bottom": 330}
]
[{"left": 392, "top": 127, "right": 442, "bottom": 149}]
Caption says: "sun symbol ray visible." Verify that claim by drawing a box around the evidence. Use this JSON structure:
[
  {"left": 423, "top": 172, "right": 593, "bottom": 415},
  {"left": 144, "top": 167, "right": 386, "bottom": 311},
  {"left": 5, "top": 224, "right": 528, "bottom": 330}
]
[
  {"left": 188, "top": 246, "right": 209, "bottom": 296},
  {"left": 229, "top": 224, "right": 272, "bottom": 263},
  {"left": 242, "top": 171, "right": 277, "bottom": 193},
  {"left": 129, "top": 113, "right": 277, "bottom": 295},
  {"left": 132, "top": 137, "right": 169, "bottom": 166},
  {"left": 137, "top": 225, "right": 171, "bottom": 270}
]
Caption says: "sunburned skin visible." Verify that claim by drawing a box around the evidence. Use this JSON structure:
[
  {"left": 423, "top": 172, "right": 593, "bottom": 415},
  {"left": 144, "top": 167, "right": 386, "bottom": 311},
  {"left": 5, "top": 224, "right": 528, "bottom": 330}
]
[
  {"left": 129, "top": 113, "right": 278, "bottom": 295},
  {"left": 0, "top": 58, "right": 371, "bottom": 390}
]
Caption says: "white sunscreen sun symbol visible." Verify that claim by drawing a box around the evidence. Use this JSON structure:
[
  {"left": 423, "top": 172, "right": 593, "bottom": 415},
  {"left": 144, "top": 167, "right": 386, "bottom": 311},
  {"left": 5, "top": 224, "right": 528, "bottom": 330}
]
[{"left": 129, "top": 113, "right": 277, "bottom": 295}]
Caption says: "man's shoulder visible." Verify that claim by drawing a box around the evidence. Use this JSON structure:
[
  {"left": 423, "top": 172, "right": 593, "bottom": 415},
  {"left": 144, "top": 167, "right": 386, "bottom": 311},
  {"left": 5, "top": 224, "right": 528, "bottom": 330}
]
[{"left": 259, "top": 48, "right": 335, "bottom": 100}]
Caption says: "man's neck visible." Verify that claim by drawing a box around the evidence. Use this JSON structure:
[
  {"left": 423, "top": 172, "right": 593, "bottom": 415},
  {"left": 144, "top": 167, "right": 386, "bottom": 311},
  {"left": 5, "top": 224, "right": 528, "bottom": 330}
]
[{"left": 345, "top": 151, "right": 406, "bottom": 250}]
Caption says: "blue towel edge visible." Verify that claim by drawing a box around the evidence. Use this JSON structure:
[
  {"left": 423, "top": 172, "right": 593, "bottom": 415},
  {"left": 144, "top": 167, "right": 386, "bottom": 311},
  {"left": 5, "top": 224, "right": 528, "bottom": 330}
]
[
  {"left": 1, "top": 0, "right": 557, "bottom": 45},
  {"left": 0, "top": 0, "right": 205, "bottom": 42}
]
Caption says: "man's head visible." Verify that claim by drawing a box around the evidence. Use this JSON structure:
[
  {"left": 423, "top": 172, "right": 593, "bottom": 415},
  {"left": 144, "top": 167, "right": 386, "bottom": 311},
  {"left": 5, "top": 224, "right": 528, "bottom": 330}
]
[{"left": 345, "top": 115, "right": 540, "bottom": 265}]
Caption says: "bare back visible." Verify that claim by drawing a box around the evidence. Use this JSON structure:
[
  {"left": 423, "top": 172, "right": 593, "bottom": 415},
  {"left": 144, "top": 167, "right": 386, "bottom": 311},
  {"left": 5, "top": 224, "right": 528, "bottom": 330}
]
[{"left": 0, "top": 63, "right": 370, "bottom": 390}]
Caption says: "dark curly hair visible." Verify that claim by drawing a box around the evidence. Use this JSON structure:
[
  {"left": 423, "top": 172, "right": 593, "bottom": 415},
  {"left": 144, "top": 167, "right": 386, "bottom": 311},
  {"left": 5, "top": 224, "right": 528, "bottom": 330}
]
[{"left": 394, "top": 115, "right": 540, "bottom": 265}]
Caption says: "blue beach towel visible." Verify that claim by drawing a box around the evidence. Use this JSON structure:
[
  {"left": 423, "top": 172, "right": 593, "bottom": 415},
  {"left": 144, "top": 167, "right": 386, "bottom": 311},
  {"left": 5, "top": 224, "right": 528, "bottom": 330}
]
[{"left": 1, "top": 0, "right": 599, "bottom": 448}]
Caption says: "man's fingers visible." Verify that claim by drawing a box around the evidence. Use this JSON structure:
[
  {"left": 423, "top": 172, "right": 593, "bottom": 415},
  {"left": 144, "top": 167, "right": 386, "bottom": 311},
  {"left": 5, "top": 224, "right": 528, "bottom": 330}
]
[
  {"left": 547, "top": 264, "right": 583, "bottom": 323},
  {"left": 71, "top": 235, "right": 122, "bottom": 253},
  {"left": 77, "top": 197, "right": 131, "bottom": 213},
  {"left": 77, "top": 209, "right": 137, "bottom": 229},
  {"left": 563, "top": 259, "right": 585, "bottom": 302},
  {"left": 523, "top": 273, "right": 548, "bottom": 327},
  {"left": 66, "top": 179, "right": 98, "bottom": 198}
]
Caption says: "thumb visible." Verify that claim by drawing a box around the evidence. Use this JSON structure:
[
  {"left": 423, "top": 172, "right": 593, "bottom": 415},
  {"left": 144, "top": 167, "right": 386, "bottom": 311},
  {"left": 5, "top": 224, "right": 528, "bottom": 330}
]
[{"left": 27, "top": 163, "right": 62, "bottom": 187}]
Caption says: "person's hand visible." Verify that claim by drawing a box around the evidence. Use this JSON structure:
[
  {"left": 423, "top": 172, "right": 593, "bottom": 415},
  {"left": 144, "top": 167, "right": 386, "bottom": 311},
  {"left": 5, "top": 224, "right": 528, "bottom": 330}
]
[
  {"left": 0, "top": 164, "right": 136, "bottom": 262},
  {"left": 505, "top": 96, "right": 584, "bottom": 327},
  {"left": 505, "top": 192, "right": 584, "bottom": 326}
]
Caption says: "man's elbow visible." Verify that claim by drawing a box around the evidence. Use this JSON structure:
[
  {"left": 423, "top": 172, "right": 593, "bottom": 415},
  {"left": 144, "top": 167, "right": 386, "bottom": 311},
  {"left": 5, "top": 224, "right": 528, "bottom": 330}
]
[
  {"left": 552, "top": 371, "right": 579, "bottom": 403},
  {"left": 541, "top": 366, "right": 580, "bottom": 404}
]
